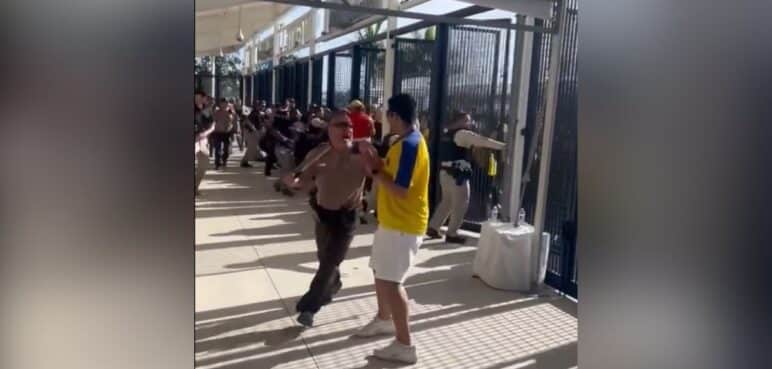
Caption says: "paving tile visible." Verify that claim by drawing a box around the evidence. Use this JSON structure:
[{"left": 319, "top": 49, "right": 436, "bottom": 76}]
[{"left": 196, "top": 153, "right": 577, "bottom": 369}]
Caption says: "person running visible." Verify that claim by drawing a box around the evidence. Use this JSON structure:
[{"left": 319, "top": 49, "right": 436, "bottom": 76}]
[
  {"left": 354, "top": 93, "right": 429, "bottom": 364},
  {"left": 211, "top": 98, "right": 235, "bottom": 170},
  {"left": 426, "top": 111, "right": 506, "bottom": 243},
  {"left": 194, "top": 90, "right": 215, "bottom": 196},
  {"left": 240, "top": 105, "right": 262, "bottom": 168},
  {"left": 261, "top": 108, "right": 280, "bottom": 177},
  {"left": 282, "top": 110, "right": 368, "bottom": 328},
  {"left": 203, "top": 96, "right": 215, "bottom": 158},
  {"left": 271, "top": 108, "right": 299, "bottom": 196}
]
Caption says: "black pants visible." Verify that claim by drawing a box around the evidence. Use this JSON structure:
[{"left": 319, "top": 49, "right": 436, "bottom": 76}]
[
  {"left": 296, "top": 201, "right": 357, "bottom": 314},
  {"left": 211, "top": 133, "right": 231, "bottom": 167},
  {"left": 264, "top": 149, "right": 276, "bottom": 176}
]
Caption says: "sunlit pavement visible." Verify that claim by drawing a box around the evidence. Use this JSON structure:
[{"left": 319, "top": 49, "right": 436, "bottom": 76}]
[{"left": 195, "top": 150, "right": 577, "bottom": 369}]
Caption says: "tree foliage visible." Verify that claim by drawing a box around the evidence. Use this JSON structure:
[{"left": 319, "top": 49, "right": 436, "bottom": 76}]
[{"left": 194, "top": 54, "right": 242, "bottom": 76}]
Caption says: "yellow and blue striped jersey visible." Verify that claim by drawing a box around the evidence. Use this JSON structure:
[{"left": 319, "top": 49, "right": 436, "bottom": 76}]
[{"left": 377, "top": 130, "right": 430, "bottom": 236}]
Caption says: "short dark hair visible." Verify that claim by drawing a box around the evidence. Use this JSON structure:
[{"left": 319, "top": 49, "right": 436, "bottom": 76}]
[
  {"left": 194, "top": 89, "right": 207, "bottom": 97},
  {"left": 448, "top": 110, "right": 469, "bottom": 126},
  {"left": 387, "top": 93, "right": 416, "bottom": 127},
  {"left": 218, "top": 98, "right": 228, "bottom": 104}
]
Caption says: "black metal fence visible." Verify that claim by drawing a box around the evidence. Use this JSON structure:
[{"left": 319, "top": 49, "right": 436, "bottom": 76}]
[
  {"left": 255, "top": 68, "right": 273, "bottom": 104},
  {"left": 244, "top": 75, "right": 253, "bottom": 105},
  {"left": 194, "top": 74, "right": 213, "bottom": 97},
  {"left": 312, "top": 57, "right": 323, "bottom": 105},
  {"left": 521, "top": 0, "right": 578, "bottom": 297},
  {"left": 394, "top": 39, "right": 434, "bottom": 116},
  {"left": 357, "top": 47, "right": 386, "bottom": 108},
  {"left": 217, "top": 76, "right": 242, "bottom": 100},
  {"left": 445, "top": 25, "right": 508, "bottom": 223},
  {"left": 332, "top": 51, "right": 353, "bottom": 108},
  {"left": 295, "top": 61, "right": 310, "bottom": 109}
]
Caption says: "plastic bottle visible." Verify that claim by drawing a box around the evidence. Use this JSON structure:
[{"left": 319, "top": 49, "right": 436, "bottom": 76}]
[
  {"left": 518, "top": 208, "right": 526, "bottom": 226},
  {"left": 490, "top": 205, "right": 499, "bottom": 222}
]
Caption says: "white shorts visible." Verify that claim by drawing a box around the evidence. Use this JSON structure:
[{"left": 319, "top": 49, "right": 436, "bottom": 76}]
[{"left": 369, "top": 226, "right": 423, "bottom": 283}]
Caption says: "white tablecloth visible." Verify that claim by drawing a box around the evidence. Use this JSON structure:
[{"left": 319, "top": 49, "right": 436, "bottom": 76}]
[{"left": 473, "top": 221, "right": 536, "bottom": 292}]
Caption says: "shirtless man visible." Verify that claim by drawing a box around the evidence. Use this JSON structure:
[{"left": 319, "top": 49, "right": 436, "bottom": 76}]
[{"left": 282, "top": 110, "right": 370, "bottom": 328}]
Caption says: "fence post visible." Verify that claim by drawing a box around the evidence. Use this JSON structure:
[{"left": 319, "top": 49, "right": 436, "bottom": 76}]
[
  {"left": 210, "top": 57, "right": 216, "bottom": 97},
  {"left": 327, "top": 54, "right": 336, "bottom": 108},
  {"left": 214, "top": 57, "right": 221, "bottom": 99},
  {"left": 427, "top": 23, "right": 450, "bottom": 211},
  {"left": 351, "top": 46, "right": 362, "bottom": 101},
  {"left": 501, "top": 15, "right": 534, "bottom": 223},
  {"left": 534, "top": 0, "right": 568, "bottom": 243},
  {"left": 382, "top": 0, "right": 399, "bottom": 135}
]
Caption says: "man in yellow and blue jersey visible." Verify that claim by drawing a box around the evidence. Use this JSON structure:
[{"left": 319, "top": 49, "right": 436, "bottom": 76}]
[{"left": 354, "top": 93, "right": 429, "bottom": 364}]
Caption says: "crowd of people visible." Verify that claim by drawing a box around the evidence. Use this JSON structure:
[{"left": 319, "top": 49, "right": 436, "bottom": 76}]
[{"left": 194, "top": 89, "right": 504, "bottom": 364}]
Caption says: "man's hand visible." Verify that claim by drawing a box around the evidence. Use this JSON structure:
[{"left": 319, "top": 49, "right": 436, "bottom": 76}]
[
  {"left": 282, "top": 174, "right": 301, "bottom": 190},
  {"left": 357, "top": 141, "right": 383, "bottom": 175}
]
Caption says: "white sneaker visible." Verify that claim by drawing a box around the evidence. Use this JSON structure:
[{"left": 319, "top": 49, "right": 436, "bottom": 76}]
[
  {"left": 373, "top": 340, "right": 418, "bottom": 364},
  {"left": 354, "top": 317, "right": 395, "bottom": 337}
]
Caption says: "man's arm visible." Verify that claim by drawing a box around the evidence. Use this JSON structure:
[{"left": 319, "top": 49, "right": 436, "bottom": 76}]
[
  {"left": 358, "top": 141, "right": 411, "bottom": 199},
  {"left": 197, "top": 122, "right": 215, "bottom": 140},
  {"left": 454, "top": 129, "right": 506, "bottom": 150},
  {"left": 282, "top": 145, "right": 327, "bottom": 191}
]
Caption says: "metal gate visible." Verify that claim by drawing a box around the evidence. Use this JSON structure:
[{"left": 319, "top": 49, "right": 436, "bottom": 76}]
[
  {"left": 295, "top": 61, "right": 310, "bottom": 109},
  {"left": 521, "top": 0, "right": 578, "bottom": 297},
  {"left": 244, "top": 74, "right": 253, "bottom": 105},
  {"left": 394, "top": 38, "right": 434, "bottom": 116},
  {"left": 332, "top": 51, "right": 353, "bottom": 108},
  {"left": 216, "top": 76, "right": 242, "bottom": 100},
  {"left": 357, "top": 47, "right": 386, "bottom": 108},
  {"left": 255, "top": 67, "right": 273, "bottom": 104},
  {"left": 444, "top": 25, "right": 508, "bottom": 224},
  {"left": 311, "top": 57, "right": 323, "bottom": 105},
  {"left": 194, "top": 74, "right": 213, "bottom": 97}
]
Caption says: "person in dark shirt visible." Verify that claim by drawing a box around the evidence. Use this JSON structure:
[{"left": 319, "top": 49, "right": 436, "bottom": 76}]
[
  {"left": 426, "top": 111, "right": 505, "bottom": 243},
  {"left": 212, "top": 98, "right": 235, "bottom": 170}
]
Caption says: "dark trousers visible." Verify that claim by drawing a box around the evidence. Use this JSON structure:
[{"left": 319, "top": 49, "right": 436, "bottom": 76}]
[
  {"left": 296, "top": 202, "right": 357, "bottom": 314},
  {"left": 264, "top": 151, "right": 276, "bottom": 176},
  {"left": 211, "top": 133, "right": 231, "bottom": 167}
]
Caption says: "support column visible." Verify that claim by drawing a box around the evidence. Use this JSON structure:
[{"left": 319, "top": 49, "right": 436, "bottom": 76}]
[
  {"left": 210, "top": 56, "right": 216, "bottom": 98},
  {"left": 308, "top": 12, "right": 316, "bottom": 108},
  {"left": 427, "top": 23, "right": 450, "bottom": 211},
  {"left": 501, "top": 15, "right": 534, "bottom": 223},
  {"left": 214, "top": 56, "right": 221, "bottom": 99},
  {"left": 326, "top": 54, "right": 336, "bottom": 108},
  {"left": 351, "top": 46, "right": 362, "bottom": 101},
  {"left": 534, "top": 0, "right": 568, "bottom": 240},
  {"left": 272, "top": 24, "right": 280, "bottom": 104},
  {"left": 381, "top": 0, "right": 399, "bottom": 135}
]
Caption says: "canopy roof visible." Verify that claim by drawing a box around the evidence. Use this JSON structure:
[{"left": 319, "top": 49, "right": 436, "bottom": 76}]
[
  {"left": 195, "top": 0, "right": 553, "bottom": 56},
  {"left": 196, "top": 1, "right": 290, "bottom": 56}
]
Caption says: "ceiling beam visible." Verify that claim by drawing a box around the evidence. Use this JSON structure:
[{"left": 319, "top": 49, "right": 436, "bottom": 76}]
[{"left": 211, "top": 0, "right": 552, "bottom": 32}]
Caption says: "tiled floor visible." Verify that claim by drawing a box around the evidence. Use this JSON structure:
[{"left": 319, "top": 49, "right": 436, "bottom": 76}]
[{"left": 195, "top": 152, "right": 577, "bottom": 369}]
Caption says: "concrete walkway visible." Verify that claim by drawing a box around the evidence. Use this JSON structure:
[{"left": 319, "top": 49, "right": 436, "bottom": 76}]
[{"left": 195, "top": 150, "right": 577, "bottom": 369}]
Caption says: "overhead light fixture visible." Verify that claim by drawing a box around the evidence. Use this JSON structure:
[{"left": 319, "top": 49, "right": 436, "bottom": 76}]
[
  {"left": 236, "top": 6, "right": 245, "bottom": 42},
  {"left": 219, "top": 48, "right": 224, "bottom": 57}
]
